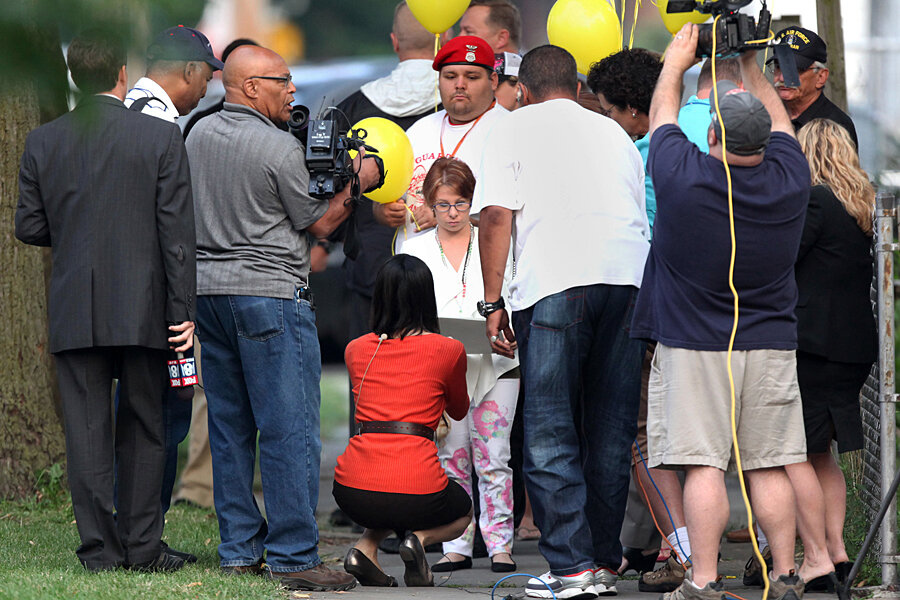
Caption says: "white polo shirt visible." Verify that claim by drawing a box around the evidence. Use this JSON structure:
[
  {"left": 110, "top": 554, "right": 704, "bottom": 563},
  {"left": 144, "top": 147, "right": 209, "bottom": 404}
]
[
  {"left": 125, "top": 77, "right": 179, "bottom": 123},
  {"left": 473, "top": 98, "right": 650, "bottom": 312}
]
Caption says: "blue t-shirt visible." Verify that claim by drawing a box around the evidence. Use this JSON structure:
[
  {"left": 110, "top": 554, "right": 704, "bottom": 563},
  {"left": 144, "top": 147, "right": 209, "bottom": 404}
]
[
  {"left": 677, "top": 95, "right": 712, "bottom": 153},
  {"left": 634, "top": 135, "right": 656, "bottom": 232},
  {"left": 631, "top": 124, "right": 810, "bottom": 351}
]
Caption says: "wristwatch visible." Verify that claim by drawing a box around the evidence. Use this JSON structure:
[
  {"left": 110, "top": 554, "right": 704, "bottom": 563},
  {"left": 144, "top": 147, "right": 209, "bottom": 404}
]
[{"left": 477, "top": 297, "right": 505, "bottom": 317}]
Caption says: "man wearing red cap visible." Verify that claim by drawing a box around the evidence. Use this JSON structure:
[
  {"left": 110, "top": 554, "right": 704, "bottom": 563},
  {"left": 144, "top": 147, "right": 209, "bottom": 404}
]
[{"left": 374, "top": 35, "right": 507, "bottom": 253}]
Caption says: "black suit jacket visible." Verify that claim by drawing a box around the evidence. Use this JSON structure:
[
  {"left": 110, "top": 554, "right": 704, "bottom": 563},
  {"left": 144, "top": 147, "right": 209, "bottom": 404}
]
[
  {"left": 794, "top": 185, "right": 876, "bottom": 363},
  {"left": 16, "top": 94, "right": 196, "bottom": 353}
]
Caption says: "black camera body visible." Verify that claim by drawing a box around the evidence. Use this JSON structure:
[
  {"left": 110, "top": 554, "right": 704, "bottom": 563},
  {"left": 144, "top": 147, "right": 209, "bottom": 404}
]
[
  {"left": 287, "top": 106, "right": 379, "bottom": 200},
  {"left": 667, "top": 0, "right": 771, "bottom": 58}
]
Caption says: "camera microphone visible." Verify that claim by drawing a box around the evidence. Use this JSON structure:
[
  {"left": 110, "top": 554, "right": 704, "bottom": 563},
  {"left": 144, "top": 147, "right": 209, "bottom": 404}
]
[{"left": 379, "top": 333, "right": 388, "bottom": 341}]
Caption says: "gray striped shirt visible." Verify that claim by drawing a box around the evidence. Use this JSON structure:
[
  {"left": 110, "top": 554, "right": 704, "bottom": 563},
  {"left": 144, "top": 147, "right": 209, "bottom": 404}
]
[{"left": 186, "top": 103, "right": 327, "bottom": 299}]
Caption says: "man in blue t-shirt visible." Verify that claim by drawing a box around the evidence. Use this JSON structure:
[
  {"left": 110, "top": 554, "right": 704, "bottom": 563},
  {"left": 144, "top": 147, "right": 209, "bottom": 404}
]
[
  {"left": 677, "top": 56, "right": 741, "bottom": 152},
  {"left": 631, "top": 24, "right": 811, "bottom": 600}
]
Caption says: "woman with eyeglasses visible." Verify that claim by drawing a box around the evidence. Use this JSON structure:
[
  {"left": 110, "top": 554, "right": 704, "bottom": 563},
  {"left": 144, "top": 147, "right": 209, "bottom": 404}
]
[{"left": 401, "top": 157, "right": 520, "bottom": 574}]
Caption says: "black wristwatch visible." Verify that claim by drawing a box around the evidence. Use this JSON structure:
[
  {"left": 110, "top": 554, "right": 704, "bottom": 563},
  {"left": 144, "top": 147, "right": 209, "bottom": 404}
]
[{"left": 477, "top": 297, "right": 505, "bottom": 317}]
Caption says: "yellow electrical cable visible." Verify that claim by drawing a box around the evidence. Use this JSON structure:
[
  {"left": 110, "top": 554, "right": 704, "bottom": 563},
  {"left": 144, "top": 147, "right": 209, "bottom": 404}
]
[
  {"left": 709, "top": 16, "right": 770, "bottom": 600},
  {"left": 629, "top": 0, "right": 642, "bottom": 49}
]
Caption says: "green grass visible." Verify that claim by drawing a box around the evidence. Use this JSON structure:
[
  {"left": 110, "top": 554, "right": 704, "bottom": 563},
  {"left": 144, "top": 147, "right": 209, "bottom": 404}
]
[
  {"left": 0, "top": 369, "right": 351, "bottom": 600},
  {"left": 0, "top": 498, "right": 285, "bottom": 600}
]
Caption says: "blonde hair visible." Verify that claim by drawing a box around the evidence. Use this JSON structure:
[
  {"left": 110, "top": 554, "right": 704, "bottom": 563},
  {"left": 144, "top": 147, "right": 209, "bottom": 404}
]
[{"left": 798, "top": 119, "right": 875, "bottom": 235}]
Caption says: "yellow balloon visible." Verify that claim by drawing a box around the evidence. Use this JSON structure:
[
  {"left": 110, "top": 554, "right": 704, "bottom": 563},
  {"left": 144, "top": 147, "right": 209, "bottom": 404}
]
[
  {"left": 657, "top": 0, "right": 709, "bottom": 35},
  {"left": 351, "top": 118, "right": 414, "bottom": 205},
  {"left": 407, "top": 0, "right": 469, "bottom": 35},
  {"left": 547, "top": 0, "right": 622, "bottom": 75}
]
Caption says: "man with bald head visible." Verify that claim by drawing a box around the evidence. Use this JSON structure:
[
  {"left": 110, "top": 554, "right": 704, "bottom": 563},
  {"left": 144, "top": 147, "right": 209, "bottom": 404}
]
[{"left": 186, "top": 45, "right": 380, "bottom": 591}]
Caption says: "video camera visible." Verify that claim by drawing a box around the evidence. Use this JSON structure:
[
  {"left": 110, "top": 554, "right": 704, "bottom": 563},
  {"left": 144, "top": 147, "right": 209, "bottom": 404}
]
[
  {"left": 287, "top": 106, "right": 385, "bottom": 200},
  {"left": 666, "top": 0, "right": 771, "bottom": 58}
]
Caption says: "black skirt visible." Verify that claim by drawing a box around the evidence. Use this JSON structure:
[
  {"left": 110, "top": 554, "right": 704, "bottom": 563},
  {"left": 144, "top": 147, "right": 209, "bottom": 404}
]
[
  {"left": 333, "top": 479, "right": 471, "bottom": 537},
  {"left": 797, "top": 350, "right": 872, "bottom": 454}
]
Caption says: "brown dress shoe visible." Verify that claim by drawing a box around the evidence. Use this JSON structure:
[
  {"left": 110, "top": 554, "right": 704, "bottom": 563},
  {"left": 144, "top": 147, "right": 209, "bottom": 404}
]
[
  {"left": 271, "top": 563, "right": 358, "bottom": 591},
  {"left": 726, "top": 527, "right": 751, "bottom": 543}
]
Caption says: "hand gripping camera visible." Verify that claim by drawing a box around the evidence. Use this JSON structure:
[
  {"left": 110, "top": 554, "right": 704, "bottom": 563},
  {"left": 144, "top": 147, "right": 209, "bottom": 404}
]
[
  {"left": 287, "top": 105, "right": 385, "bottom": 200},
  {"left": 666, "top": 0, "right": 803, "bottom": 86}
]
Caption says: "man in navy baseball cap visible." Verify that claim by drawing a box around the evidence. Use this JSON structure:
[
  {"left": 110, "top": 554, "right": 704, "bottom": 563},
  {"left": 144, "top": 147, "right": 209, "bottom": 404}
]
[{"left": 766, "top": 26, "right": 857, "bottom": 147}]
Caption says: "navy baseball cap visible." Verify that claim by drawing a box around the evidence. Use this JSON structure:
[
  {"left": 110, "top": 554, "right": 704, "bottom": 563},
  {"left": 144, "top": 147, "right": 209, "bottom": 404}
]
[
  {"left": 148, "top": 25, "right": 224, "bottom": 70},
  {"left": 767, "top": 27, "right": 827, "bottom": 71}
]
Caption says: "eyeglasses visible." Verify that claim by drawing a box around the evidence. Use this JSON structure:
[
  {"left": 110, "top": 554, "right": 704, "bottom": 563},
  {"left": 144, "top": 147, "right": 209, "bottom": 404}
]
[
  {"left": 433, "top": 201, "right": 472, "bottom": 213},
  {"left": 247, "top": 74, "right": 293, "bottom": 88}
]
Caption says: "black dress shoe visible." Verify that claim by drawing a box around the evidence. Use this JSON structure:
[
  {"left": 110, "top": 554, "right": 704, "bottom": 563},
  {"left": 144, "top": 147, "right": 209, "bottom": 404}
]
[
  {"left": 399, "top": 533, "right": 433, "bottom": 586},
  {"left": 380, "top": 535, "right": 440, "bottom": 554},
  {"left": 432, "top": 556, "right": 473, "bottom": 572},
  {"left": 127, "top": 550, "right": 186, "bottom": 572},
  {"left": 805, "top": 571, "right": 838, "bottom": 593},
  {"left": 344, "top": 548, "right": 398, "bottom": 587},
  {"left": 161, "top": 541, "right": 198, "bottom": 564},
  {"left": 490, "top": 557, "right": 517, "bottom": 573}
]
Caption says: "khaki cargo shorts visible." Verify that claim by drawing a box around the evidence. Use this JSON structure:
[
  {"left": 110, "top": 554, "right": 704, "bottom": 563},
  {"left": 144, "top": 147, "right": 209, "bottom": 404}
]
[{"left": 646, "top": 343, "right": 807, "bottom": 472}]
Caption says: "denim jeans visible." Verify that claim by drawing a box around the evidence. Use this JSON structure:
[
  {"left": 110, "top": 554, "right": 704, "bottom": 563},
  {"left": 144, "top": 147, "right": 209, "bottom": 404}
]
[
  {"left": 512, "top": 284, "right": 642, "bottom": 576},
  {"left": 197, "top": 291, "right": 322, "bottom": 572}
]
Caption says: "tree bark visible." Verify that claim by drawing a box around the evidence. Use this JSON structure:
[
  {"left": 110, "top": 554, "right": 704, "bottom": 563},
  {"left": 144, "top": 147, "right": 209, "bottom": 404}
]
[
  {"left": 0, "top": 85, "right": 66, "bottom": 499},
  {"left": 816, "top": 0, "right": 848, "bottom": 112}
]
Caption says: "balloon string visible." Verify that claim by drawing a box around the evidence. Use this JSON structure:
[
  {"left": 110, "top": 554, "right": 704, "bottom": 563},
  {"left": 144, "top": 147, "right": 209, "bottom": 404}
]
[
  {"left": 434, "top": 33, "right": 440, "bottom": 113},
  {"left": 629, "top": 0, "right": 641, "bottom": 49},
  {"left": 618, "top": 0, "right": 626, "bottom": 47}
]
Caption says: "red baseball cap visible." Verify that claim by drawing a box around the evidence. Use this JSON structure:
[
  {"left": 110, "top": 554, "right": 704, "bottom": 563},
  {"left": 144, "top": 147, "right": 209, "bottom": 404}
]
[{"left": 433, "top": 36, "right": 495, "bottom": 72}]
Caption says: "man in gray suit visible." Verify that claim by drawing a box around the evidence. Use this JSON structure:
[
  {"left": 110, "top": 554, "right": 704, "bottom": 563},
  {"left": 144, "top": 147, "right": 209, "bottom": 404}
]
[{"left": 15, "top": 31, "right": 196, "bottom": 573}]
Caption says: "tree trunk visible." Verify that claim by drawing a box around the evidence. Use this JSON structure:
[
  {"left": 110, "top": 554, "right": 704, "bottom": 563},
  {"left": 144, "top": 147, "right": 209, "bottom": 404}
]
[{"left": 0, "top": 85, "right": 66, "bottom": 499}]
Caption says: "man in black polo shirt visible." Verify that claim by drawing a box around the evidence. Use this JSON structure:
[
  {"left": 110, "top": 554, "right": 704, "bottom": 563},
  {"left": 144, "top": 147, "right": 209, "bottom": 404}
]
[{"left": 768, "top": 26, "right": 857, "bottom": 148}]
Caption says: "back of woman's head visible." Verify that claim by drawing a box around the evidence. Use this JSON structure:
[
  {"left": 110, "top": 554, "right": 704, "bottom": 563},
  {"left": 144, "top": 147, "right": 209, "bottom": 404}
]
[
  {"left": 371, "top": 254, "right": 440, "bottom": 338},
  {"left": 798, "top": 119, "right": 874, "bottom": 235},
  {"left": 422, "top": 157, "right": 475, "bottom": 207}
]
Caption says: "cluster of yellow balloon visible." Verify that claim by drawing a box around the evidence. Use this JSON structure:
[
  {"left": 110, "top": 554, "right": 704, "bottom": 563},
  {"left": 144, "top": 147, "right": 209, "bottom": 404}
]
[
  {"left": 657, "top": 0, "right": 709, "bottom": 35},
  {"left": 405, "top": 0, "right": 469, "bottom": 34},
  {"left": 547, "top": 0, "right": 622, "bottom": 76},
  {"left": 350, "top": 118, "right": 415, "bottom": 205}
]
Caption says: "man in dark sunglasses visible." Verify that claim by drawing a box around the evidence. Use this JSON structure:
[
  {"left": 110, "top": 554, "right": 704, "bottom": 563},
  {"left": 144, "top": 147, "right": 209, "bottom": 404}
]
[{"left": 767, "top": 26, "right": 857, "bottom": 149}]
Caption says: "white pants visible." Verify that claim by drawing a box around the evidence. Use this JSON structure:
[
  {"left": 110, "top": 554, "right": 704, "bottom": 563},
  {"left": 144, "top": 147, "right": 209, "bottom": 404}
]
[{"left": 438, "top": 378, "right": 519, "bottom": 557}]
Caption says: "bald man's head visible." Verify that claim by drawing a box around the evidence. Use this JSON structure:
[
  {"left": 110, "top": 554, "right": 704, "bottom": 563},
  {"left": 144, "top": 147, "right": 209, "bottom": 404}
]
[
  {"left": 392, "top": 1, "right": 446, "bottom": 59},
  {"left": 223, "top": 45, "right": 296, "bottom": 124}
]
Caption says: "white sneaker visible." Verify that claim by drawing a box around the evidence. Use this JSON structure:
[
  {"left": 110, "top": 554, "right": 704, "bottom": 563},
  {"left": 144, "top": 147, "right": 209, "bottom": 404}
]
[
  {"left": 594, "top": 567, "right": 618, "bottom": 596},
  {"left": 525, "top": 569, "right": 598, "bottom": 599}
]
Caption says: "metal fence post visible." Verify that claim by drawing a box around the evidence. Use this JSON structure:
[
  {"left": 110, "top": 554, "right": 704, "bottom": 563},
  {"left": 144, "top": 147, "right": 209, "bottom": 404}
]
[{"left": 876, "top": 190, "right": 897, "bottom": 587}]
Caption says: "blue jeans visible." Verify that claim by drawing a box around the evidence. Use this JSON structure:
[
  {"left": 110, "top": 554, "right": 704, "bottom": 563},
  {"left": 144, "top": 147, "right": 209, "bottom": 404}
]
[
  {"left": 197, "top": 292, "right": 322, "bottom": 572},
  {"left": 512, "top": 284, "right": 642, "bottom": 576}
]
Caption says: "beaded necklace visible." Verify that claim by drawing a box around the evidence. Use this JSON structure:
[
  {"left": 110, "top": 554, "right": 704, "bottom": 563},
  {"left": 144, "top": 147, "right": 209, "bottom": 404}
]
[{"left": 436, "top": 223, "right": 474, "bottom": 311}]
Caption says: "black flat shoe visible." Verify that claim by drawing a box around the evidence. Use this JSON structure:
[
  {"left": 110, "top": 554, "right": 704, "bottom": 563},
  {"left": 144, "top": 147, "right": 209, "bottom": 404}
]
[
  {"left": 619, "top": 546, "right": 657, "bottom": 575},
  {"left": 490, "top": 557, "right": 517, "bottom": 573},
  {"left": 343, "top": 548, "right": 398, "bottom": 587},
  {"left": 805, "top": 571, "right": 837, "bottom": 593},
  {"left": 399, "top": 534, "right": 433, "bottom": 586},
  {"left": 432, "top": 556, "right": 472, "bottom": 572}
]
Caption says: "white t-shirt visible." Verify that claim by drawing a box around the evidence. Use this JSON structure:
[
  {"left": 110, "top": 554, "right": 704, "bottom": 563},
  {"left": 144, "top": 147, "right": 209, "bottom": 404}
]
[
  {"left": 473, "top": 98, "right": 650, "bottom": 312},
  {"left": 125, "top": 77, "right": 179, "bottom": 123},
  {"left": 395, "top": 103, "right": 509, "bottom": 253}
]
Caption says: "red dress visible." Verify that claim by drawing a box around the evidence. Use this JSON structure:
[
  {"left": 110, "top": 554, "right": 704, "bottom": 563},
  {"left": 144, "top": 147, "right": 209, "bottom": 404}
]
[{"left": 335, "top": 333, "right": 468, "bottom": 495}]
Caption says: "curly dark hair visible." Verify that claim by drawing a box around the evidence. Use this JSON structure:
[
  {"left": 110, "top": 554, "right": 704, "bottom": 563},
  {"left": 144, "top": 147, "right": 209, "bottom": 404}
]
[{"left": 586, "top": 49, "right": 662, "bottom": 116}]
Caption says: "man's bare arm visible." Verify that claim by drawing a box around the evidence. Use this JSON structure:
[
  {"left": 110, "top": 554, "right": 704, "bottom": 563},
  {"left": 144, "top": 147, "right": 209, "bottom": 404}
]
[
  {"left": 737, "top": 50, "right": 795, "bottom": 137},
  {"left": 649, "top": 23, "right": 701, "bottom": 142}
]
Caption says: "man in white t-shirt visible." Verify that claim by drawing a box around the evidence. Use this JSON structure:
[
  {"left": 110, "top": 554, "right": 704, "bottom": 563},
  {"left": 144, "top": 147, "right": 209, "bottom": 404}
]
[
  {"left": 476, "top": 45, "right": 650, "bottom": 600},
  {"left": 125, "top": 25, "right": 221, "bottom": 123},
  {"left": 374, "top": 34, "right": 507, "bottom": 253}
]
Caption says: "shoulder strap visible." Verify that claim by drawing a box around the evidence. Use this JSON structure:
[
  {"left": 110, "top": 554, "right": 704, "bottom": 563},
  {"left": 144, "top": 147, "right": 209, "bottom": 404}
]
[{"left": 129, "top": 96, "right": 163, "bottom": 112}]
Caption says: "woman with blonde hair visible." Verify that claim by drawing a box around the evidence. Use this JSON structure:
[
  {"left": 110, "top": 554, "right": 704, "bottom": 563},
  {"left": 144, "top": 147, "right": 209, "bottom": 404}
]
[{"left": 789, "top": 118, "right": 876, "bottom": 590}]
